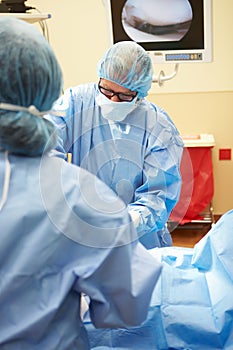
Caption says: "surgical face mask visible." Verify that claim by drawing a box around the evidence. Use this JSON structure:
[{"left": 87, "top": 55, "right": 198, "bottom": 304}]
[{"left": 96, "top": 92, "right": 137, "bottom": 122}]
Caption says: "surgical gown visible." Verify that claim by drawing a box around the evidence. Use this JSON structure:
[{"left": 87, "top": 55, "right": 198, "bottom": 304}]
[
  {"left": 84, "top": 210, "right": 233, "bottom": 350},
  {"left": 47, "top": 83, "right": 184, "bottom": 249},
  {"left": 0, "top": 151, "right": 161, "bottom": 350}
]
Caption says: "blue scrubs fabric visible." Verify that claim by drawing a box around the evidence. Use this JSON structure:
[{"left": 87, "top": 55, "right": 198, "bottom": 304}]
[
  {"left": 47, "top": 83, "right": 184, "bottom": 249},
  {"left": 0, "top": 152, "right": 161, "bottom": 350},
  {"left": 84, "top": 210, "right": 233, "bottom": 350}
]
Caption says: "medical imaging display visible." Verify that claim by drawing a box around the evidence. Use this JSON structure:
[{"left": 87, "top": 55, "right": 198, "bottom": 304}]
[
  {"left": 109, "top": 0, "right": 205, "bottom": 52},
  {"left": 122, "top": 0, "right": 193, "bottom": 43}
]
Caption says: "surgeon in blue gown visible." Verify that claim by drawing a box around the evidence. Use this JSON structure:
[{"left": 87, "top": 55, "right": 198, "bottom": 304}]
[
  {"left": 0, "top": 17, "right": 162, "bottom": 350},
  {"left": 46, "top": 41, "right": 184, "bottom": 249},
  {"left": 84, "top": 210, "right": 233, "bottom": 350}
]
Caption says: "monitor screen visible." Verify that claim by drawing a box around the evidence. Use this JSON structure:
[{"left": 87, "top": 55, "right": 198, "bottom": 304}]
[{"left": 104, "top": 0, "right": 212, "bottom": 64}]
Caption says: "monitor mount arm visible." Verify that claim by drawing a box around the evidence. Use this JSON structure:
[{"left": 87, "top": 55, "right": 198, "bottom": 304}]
[{"left": 152, "top": 63, "right": 179, "bottom": 87}]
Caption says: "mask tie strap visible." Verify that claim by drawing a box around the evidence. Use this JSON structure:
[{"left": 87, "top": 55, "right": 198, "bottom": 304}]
[
  {"left": 0, "top": 103, "right": 66, "bottom": 117},
  {"left": 0, "top": 151, "right": 11, "bottom": 211}
]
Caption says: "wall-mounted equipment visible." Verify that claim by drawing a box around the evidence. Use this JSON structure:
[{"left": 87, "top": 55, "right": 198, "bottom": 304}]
[
  {"left": 103, "top": 0, "right": 212, "bottom": 64},
  {"left": 1, "top": 0, "right": 34, "bottom": 13}
]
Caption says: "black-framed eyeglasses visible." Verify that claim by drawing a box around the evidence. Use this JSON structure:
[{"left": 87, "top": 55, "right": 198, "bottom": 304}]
[{"left": 98, "top": 82, "right": 137, "bottom": 102}]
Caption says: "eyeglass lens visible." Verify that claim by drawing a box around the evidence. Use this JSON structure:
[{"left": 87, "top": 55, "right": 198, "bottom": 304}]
[{"left": 98, "top": 84, "right": 137, "bottom": 102}]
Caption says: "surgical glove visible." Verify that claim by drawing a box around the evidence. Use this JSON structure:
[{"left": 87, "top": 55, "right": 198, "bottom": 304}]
[
  {"left": 80, "top": 294, "right": 89, "bottom": 319},
  {"left": 129, "top": 210, "right": 140, "bottom": 228}
]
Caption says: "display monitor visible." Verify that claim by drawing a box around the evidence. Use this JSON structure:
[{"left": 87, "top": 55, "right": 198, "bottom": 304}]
[{"left": 104, "top": 0, "right": 212, "bottom": 64}]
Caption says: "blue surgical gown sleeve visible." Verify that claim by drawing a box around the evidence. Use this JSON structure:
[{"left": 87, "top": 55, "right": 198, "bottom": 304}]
[
  {"left": 128, "top": 105, "right": 184, "bottom": 247},
  {"left": 74, "top": 241, "right": 161, "bottom": 328}
]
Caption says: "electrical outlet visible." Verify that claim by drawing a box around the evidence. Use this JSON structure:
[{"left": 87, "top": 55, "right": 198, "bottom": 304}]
[{"left": 219, "top": 148, "right": 231, "bottom": 160}]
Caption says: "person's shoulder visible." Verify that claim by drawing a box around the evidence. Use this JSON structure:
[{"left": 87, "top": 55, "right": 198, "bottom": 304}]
[
  {"left": 141, "top": 100, "right": 183, "bottom": 146},
  {"left": 138, "top": 99, "right": 170, "bottom": 125},
  {"left": 137, "top": 99, "right": 166, "bottom": 116},
  {"left": 67, "top": 82, "right": 98, "bottom": 97},
  {"left": 145, "top": 100, "right": 176, "bottom": 126},
  {"left": 61, "top": 83, "right": 98, "bottom": 110},
  {"left": 145, "top": 100, "right": 168, "bottom": 118},
  {"left": 43, "top": 154, "right": 126, "bottom": 211}
]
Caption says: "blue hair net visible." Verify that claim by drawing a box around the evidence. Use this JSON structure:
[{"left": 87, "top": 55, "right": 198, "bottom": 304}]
[
  {"left": 0, "top": 17, "right": 63, "bottom": 156},
  {"left": 97, "top": 41, "right": 153, "bottom": 98}
]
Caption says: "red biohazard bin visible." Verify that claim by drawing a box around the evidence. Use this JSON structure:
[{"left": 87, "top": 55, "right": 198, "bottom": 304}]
[{"left": 170, "top": 134, "right": 215, "bottom": 225}]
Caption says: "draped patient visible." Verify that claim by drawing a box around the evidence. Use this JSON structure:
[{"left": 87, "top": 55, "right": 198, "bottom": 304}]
[{"left": 84, "top": 210, "right": 233, "bottom": 350}]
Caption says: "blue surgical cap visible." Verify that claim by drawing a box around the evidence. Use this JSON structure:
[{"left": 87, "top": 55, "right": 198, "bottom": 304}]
[
  {"left": 97, "top": 41, "right": 153, "bottom": 98},
  {"left": 0, "top": 17, "right": 63, "bottom": 156}
]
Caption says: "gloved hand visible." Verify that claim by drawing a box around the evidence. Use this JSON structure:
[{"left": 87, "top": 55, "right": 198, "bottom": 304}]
[
  {"left": 80, "top": 294, "right": 89, "bottom": 319},
  {"left": 129, "top": 210, "right": 140, "bottom": 228}
]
